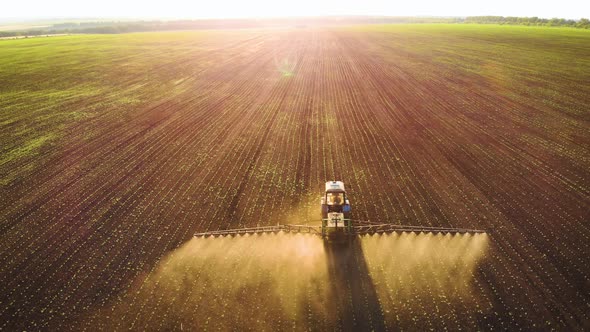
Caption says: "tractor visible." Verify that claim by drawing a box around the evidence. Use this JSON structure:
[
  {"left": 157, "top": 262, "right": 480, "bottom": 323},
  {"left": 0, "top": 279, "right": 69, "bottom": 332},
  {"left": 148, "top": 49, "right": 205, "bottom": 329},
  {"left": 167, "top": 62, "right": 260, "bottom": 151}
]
[{"left": 194, "top": 181, "right": 484, "bottom": 241}]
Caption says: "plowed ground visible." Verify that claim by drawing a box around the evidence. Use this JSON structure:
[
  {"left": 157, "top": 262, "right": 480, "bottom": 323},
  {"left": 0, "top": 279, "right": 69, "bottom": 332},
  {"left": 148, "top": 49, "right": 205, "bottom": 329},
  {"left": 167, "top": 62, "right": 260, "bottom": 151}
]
[{"left": 1, "top": 25, "right": 589, "bottom": 330}]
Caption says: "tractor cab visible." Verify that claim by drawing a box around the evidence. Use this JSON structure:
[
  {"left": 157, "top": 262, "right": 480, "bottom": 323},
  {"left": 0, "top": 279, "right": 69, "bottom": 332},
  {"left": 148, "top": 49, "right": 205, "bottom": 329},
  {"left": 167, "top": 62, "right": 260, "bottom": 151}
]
[{"left": 321, "top": 181, "right": 352, "bottom": 241}]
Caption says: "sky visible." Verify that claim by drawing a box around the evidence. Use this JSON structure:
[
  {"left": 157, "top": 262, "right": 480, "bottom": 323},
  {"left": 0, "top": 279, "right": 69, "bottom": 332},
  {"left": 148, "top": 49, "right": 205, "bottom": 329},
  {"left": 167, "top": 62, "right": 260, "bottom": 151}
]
[{"left": 1, "top": 0, "right": 589, "bottom": 20}]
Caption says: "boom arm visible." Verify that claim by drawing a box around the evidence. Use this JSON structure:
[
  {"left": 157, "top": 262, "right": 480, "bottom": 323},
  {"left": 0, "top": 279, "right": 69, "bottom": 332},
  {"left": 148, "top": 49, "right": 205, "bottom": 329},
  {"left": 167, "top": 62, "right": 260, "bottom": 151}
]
[
  {"left": 350, "top": 219, "right": 485, "bottom": 235},
  {"left": 194, "top": 224, "right": 322, "bottom": 237},
  {"left": 352, "top": 224, "right": 485, "bottom": 235},
  {"left": 194, "top": 221, "right": 484, "bottom": 238}
]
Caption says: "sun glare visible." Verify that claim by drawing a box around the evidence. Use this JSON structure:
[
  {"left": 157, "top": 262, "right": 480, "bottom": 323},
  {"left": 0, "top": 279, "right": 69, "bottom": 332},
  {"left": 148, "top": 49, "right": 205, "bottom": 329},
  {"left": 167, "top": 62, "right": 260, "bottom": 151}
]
[{"left": 2, "top": 0, "right": 589, "bottom": 19}]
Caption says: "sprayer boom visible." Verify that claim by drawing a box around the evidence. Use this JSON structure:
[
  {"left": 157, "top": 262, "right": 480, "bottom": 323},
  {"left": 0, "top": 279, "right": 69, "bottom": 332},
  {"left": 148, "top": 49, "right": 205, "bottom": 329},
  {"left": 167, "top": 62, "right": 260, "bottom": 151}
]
[{"left": 194, "top": 223, "right": 484, "bottom": 238}]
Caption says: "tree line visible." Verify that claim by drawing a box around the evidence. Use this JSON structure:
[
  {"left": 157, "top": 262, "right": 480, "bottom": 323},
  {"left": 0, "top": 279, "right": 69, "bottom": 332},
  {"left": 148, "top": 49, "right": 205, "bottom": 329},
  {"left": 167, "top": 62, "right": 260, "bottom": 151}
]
[{"left": 460, "top": 16, "right": 590, "bottom": 28}]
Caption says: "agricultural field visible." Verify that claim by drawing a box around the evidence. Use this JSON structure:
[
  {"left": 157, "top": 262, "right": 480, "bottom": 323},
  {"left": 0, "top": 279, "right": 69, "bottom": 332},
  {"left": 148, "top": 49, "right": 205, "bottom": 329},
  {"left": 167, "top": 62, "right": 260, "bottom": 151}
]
[{"left": 0, "top": 24, "right": 589, "bottom": 330}]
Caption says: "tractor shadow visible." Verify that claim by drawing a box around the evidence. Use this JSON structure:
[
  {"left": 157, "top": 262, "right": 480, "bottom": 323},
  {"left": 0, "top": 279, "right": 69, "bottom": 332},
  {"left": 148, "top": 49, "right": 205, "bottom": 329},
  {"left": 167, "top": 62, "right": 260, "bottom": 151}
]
[{"left": 323, "top": 238, "right": 386, "bottom": 331}]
